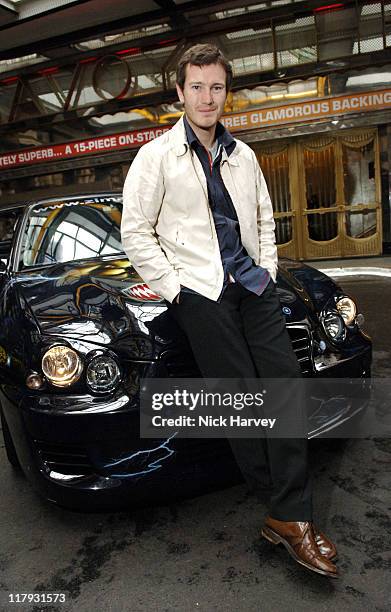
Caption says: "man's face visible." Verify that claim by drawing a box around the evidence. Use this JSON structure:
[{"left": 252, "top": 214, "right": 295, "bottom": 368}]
[{"left": 176, "top": 62, "right": 227, "bottom": 131}]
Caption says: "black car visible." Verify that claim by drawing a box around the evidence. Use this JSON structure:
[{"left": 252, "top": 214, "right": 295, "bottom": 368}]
[{"left": 0, "top": 194, "right": 372, "bottom": 510}]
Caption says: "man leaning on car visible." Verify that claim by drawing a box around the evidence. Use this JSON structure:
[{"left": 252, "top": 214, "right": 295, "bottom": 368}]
[{"left": 121, "top": 43, "right": 338, "bottom": 578}]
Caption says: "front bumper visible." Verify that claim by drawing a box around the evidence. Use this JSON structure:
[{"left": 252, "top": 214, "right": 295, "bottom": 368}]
[
  {"left": 1, "top": 387, "right": 240, "bottom": 510},
  {"left": 1, "top": 338, "right": 372, "bottom": 510}
]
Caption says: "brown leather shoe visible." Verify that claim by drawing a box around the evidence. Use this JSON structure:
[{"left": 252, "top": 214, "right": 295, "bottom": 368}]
[
  {"left": 261, "top": 517, "right": 338, "bottom": 578},
  {"left": 314, "top": 528, "right": 338, "bottom": 561}
]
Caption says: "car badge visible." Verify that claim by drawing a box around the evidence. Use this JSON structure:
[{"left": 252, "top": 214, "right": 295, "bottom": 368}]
[
  {"left": 282, "top": 306, "right": 292, "bottom": 316},
  {"left": 122, "top": 283, "right": 163, "bottom": 302}
]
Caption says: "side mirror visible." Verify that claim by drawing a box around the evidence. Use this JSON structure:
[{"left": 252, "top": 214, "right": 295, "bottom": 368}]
[{"left": 0, "top": 260, "right": 7, "bottom": 273}]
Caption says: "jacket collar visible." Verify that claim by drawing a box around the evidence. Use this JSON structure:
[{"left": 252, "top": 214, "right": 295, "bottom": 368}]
[
  {"left": 169, "top": 116, "right": 188, "bottom": 157},
  {"left": 169, "top": 115, "right": 239, "bottom": 165},
  {"left": 183, "top": 115, "right": 235, "bottom": 152}
]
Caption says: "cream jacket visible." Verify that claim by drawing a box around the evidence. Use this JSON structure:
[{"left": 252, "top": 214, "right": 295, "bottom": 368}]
[{"left": 121, "top": 116, "right": 277, "bottom": 303}]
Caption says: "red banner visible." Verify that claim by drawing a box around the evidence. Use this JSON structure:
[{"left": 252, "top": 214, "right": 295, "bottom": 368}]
[
  {"left": 222, "top": 88, "right": 391, "bottom": 130},
  {"left": 1, "top": 88, "right": 390, "bottom": 170},
  {"left": 0, "top": 125, "right": 171, "bottom": 169}
]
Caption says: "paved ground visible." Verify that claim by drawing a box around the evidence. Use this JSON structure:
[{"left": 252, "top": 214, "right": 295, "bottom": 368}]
[{"left": 0, "top": 274, "right": 390, "bottom": 612}]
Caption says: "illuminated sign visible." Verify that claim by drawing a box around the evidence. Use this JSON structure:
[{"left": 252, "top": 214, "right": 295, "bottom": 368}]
[
  {"left": 221, "top": 89, "right": 391, "bottom": 130},
  {"left": 0, "top": 89, "right": 390, "bottom": 170},
  {"left": 0, "top": 126, "right": 170, "bottom": 169}
]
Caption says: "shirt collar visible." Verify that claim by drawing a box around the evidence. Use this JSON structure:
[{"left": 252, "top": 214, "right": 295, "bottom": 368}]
[{"left": 183, "top": 115, "right": 236, "bottom": 155}]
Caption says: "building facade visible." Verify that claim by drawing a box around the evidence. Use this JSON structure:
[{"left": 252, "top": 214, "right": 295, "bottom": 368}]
[{"left": 0, "top": 0, "right": 390, "bottom": 259}]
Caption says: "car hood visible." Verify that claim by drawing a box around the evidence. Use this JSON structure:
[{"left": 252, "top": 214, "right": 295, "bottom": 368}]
[
  {"left": 15, "top": 256, "right": 339, "bottom": 346},
  {"left": 277, "top": 258, "right": 340, "bottom": 313}
]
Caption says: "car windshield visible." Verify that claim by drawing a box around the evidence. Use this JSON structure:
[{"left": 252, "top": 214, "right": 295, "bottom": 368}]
[{"left": 19, "top": 196, "right": 124, "bottom": 269}]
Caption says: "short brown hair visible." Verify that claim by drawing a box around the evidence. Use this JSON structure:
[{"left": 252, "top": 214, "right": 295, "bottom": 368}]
[{"left": 176, "top": 43, "right": 233, "bottom": 91}]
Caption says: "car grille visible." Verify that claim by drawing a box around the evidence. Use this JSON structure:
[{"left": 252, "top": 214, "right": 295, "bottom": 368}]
[
  {"left": 287, "top": 325, "right": 313, "bottom": 375},
  {"left": 160, "top": 325, "right": 313, "bottom": 377},
  {"left": 34, "top": 440, "right": 94, "bottom": 475}
]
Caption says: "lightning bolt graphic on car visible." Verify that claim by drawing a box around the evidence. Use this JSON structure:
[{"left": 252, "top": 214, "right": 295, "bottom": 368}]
[{"left": 94, "top": 433, "right": 178, "bottom": 478}]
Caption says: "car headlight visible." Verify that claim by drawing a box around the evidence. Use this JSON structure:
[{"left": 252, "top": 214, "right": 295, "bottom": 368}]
[
  {"left": 42, "top": 345, "right": 83, "bottom": 387},
  {"left": 322, "top": 312, "right": 345, "bottom": 342},
  {"left": 86, "top": 353, "right": 121, "bottom": 393},
  {"left": 336, "top": 296, "right": 357, "bottom": 325}
]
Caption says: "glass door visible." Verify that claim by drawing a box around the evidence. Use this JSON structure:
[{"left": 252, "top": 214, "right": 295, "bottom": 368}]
[
  {"left": 254, "top": 141, "right": 300, "bottom": 259},
  {"left": 299, "top": 129, "right": 382, "bottom": 259},
  {"left": 253, "top": 128, "right": 382, "bottom": 260}
]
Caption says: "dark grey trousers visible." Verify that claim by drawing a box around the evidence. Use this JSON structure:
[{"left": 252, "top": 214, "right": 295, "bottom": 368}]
[{"left": 168, "top": 279, "right": 312, "bottom": 521}]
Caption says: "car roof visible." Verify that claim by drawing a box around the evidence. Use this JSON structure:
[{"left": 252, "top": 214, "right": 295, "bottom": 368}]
[
  {"left": 25, "top": 192, "right": 123, "bottom": 210},
  {"left": 0, "top": 192, "right": 123, "bottom": 216}
]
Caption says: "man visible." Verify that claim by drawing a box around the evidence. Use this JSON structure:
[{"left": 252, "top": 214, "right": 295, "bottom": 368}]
[{"left": 121, "top": 43, "right": 338, "bottom": 578}]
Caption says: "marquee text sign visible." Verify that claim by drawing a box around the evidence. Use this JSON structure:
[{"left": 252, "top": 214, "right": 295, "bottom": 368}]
[
  {"left": 222, "top": 88, "right": 391, "bottom": 130},
  {"left": 0, "top": 126, "right": 171, "bottom": 169},
  {"left": 0, "top": 89, "right": 390, "bottom": 170}
]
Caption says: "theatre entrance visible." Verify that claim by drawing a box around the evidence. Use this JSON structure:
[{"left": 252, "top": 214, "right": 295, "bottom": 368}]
[{"left": 253, "top": 128, "right": 382, "bottom": 260}]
